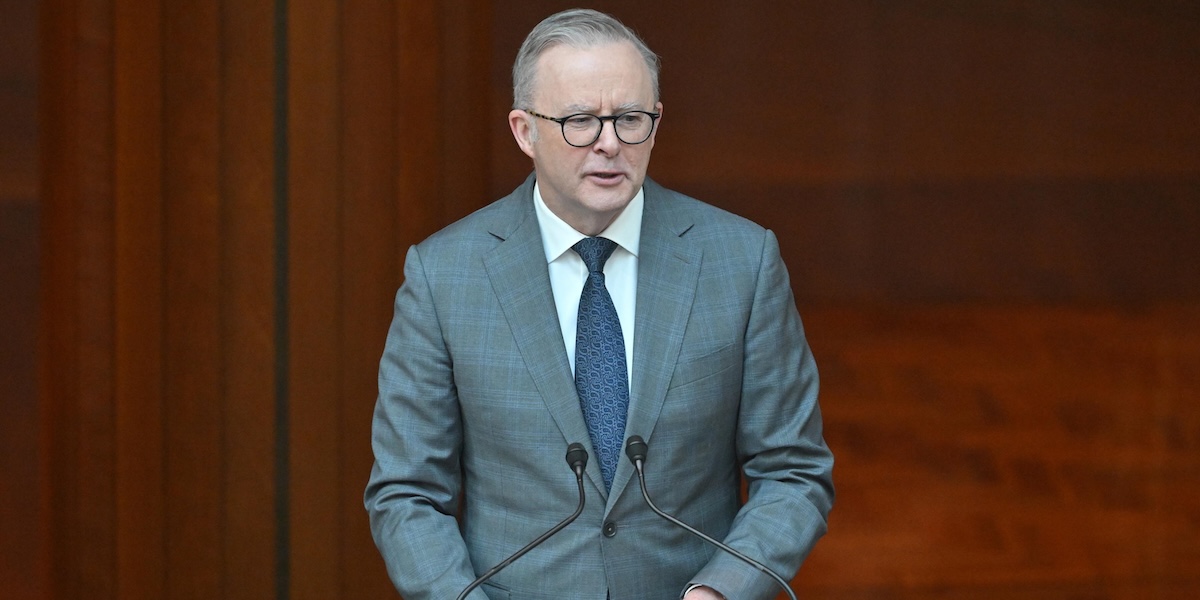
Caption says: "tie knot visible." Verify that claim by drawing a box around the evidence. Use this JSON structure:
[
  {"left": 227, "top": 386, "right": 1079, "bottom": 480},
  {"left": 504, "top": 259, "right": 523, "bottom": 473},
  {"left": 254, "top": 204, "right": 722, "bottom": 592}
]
[{"left": 572, "top": 237, "right": 617, "bottom": 274}]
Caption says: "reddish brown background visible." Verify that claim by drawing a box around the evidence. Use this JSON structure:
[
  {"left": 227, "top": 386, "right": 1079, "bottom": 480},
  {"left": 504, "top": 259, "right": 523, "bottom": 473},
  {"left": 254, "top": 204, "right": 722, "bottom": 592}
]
[{"left": 3, "top": 1, "right": 1198, "bottom": 598}]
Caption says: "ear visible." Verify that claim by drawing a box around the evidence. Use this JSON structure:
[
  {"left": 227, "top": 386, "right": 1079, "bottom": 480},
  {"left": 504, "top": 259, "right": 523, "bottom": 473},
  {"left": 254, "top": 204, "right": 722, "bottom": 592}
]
[
  {"left": 508, "top": 109, "right": 536, "bottom": 159},
  {"left": 646, "top": 101, "right": 664, "bottom": 146}
]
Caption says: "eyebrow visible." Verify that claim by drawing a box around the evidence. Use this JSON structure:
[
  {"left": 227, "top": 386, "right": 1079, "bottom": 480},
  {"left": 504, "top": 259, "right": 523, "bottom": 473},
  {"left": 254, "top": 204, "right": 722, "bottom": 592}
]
[{"left": 562, "top": 101, "right": 647, "bottom": 114}]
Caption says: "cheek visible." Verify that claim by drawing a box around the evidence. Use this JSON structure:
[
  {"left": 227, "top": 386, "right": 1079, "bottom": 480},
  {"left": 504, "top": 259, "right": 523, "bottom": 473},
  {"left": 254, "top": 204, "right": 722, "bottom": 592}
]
[
  {"left": 552, "top": 150, "right": 588, "bottom": 174},
  {"left": 625, "top": 146, "right": 653, "bottom": 169}
]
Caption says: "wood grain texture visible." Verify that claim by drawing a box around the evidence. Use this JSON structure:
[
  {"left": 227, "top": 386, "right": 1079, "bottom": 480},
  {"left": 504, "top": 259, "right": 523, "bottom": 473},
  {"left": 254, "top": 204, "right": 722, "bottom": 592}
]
[
  {"left": 0, "top": 204, "right": 42, "bottom": 599},
  {"left": 438, "top": 0, "right": 494, "bottom": 224},
  {"left": 35, "top": 1, "right": 481, "bottom": 598},
  {"left": 487, "top": 1, "right": 1200, "bottom": 304},
  {"left": 286, "top": 0, "right": 345, "bottom": 597},
  {"left": 340, "top": 0, "right": 402, "bottom": 596},
  {"left": 693, "top": 177, "right": 1200, "bottom": 305},
  {"left": 0, "top": 0, "right": 37, "bottom": 203},
  {"left": 23, "top": 2, "right": 1200, "bottom": 600},
  {"left": 114, "top": 0, "right": 165, "bottom": 595},
  {"left": 40, "top": 0, "right": 120, "bottom": 597},
  {"left": 162, "top": 1, "right": 224, "bottom": 596},
  {"left": 0, "top": 0, "right": 42, "bottom": 595},
  {"left": 794, "top": 305, "right": 1200, "bottom": 599},
  {"left": 219, "top": 1, "right": 279, "bottom": 598},
  {"left": 395, "top": 0, "right": 444, "bottom": 250},
  {"left": 38, "top": 1, "right": 283, "bottom": 598}
]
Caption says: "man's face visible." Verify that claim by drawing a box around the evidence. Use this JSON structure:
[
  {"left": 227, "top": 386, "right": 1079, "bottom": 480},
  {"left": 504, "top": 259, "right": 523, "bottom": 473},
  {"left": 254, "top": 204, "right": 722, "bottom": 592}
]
[{"left": 509, "top": 41, "right": 662, "bottom": 235}]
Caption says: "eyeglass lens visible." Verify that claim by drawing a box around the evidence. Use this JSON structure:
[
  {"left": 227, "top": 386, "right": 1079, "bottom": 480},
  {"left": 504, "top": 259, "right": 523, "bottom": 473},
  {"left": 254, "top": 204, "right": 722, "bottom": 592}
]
[{"left": 562, "top": 112, "right": 655, "bottom": 147}]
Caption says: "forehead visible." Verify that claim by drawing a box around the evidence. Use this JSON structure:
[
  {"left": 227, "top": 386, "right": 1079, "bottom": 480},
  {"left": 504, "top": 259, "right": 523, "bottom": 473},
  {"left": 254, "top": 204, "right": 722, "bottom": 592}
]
[{"left": 532, "top": 41, "right": 653, "bottom": 109}]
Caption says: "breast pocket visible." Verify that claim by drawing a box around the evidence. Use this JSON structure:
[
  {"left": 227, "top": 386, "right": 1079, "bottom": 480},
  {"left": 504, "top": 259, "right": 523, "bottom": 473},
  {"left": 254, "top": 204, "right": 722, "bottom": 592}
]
[{"left": 668, "top": 342, "right": 740, "bottom": 390}]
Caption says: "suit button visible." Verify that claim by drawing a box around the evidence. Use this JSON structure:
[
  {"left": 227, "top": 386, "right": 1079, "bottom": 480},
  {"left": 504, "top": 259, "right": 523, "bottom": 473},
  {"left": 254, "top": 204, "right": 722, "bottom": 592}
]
[{"left": 602, "top": 521, "right": 618, "bottom": 537}]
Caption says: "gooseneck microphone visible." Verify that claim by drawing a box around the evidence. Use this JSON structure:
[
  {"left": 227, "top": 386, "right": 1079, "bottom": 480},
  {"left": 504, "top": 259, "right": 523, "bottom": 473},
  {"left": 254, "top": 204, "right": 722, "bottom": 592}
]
[
  {"left": 455, "top": 443, "right": 589, "bottom": 600},
  {"left": 624, "top": 436, "right": 798, "bottom": 600}
]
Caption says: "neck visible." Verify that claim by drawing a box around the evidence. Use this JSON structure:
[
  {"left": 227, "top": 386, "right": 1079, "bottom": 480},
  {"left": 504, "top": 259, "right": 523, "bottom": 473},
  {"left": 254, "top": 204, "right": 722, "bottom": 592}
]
[{"left": 571, "top": 212, "right": 620, "bottom": 237}]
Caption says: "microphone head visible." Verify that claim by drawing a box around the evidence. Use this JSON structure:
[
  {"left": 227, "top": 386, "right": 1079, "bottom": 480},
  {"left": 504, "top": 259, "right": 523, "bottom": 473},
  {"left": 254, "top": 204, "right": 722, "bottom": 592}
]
[
  {"left": 625, "top": 436, "right": 648, "bottom": 464},
  {"left": 565, "top": 443, "right": 588, "bottom": 471}
]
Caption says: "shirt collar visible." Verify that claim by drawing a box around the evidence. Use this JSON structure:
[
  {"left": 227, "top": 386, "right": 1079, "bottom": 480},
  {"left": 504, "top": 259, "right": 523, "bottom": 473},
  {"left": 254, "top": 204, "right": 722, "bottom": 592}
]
[{"left": 534, "top": 181, "right": 644, "bottom": 263}]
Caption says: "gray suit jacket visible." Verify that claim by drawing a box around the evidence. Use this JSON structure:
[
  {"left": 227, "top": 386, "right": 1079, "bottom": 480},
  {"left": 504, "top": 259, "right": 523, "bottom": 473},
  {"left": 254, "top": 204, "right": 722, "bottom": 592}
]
[{"left": 365, "top": 175, "right": 834, "bottom": 599}]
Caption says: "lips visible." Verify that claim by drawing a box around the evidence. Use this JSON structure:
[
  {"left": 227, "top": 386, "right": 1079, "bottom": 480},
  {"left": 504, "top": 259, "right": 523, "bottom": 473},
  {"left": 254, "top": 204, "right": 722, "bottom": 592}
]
[{"left": 585, "top": 170, "right": 625, "bottom": 184}]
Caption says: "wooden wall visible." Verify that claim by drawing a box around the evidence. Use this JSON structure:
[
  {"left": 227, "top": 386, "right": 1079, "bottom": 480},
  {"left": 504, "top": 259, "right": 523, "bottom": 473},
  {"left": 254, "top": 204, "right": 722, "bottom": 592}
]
[
  {"left": 491, "top": 1, "right": 1200, "bottom": 305},
  {"left": 33, "top": 0, "right": 488, "bottom": 597},
  {"left": 1, "top": 0, "right": 41, "bottom": 596},
  {"left": 4, "top": 1, "right": 1199, "bottom": 599}
]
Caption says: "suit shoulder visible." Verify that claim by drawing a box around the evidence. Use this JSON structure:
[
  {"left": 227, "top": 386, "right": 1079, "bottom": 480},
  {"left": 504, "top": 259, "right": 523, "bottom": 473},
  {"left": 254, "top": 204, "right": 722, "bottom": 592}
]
[
  {"left": 646, "top": 180, "right": 768, "bottom": 241},
  {"left": 415, "top": 182, "right": 534, "bottom": 256}
]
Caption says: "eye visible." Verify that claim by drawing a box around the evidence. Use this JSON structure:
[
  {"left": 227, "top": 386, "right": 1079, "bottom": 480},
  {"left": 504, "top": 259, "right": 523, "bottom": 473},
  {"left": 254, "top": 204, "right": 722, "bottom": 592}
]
[
  {"left": 617, "top": 113, "right": 646, "bottom": 127},
  {"left": 564, "top": 115, "right": 595, "bottom": 130}
]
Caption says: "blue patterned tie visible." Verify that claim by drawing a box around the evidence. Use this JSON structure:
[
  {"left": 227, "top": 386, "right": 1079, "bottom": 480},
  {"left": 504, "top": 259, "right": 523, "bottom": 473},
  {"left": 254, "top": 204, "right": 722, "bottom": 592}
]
[{"left": 572, "top": 237, "right": 629, "bottom": 491}]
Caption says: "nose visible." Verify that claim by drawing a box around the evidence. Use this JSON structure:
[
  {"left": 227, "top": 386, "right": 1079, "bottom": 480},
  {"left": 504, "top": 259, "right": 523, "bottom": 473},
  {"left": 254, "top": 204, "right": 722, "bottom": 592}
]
[{"left": 591, "top": 119, "right": 621, "bottom": 155}]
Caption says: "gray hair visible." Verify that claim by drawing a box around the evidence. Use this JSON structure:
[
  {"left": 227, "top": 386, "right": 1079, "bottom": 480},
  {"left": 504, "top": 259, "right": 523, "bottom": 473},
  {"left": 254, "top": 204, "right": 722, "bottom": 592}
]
[{"left": 512, "top": 8, "right": 661, "bottom": 110}]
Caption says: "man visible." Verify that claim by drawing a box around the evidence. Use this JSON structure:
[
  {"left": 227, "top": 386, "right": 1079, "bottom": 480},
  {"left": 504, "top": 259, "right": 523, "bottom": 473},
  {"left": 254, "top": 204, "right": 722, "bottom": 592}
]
[{"left": 365, "top": 9, "right": 833, "bottom": 600}]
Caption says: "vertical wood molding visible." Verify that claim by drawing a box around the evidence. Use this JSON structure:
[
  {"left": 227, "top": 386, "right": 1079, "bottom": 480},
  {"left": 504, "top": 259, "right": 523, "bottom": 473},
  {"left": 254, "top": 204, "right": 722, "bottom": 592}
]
[
  {"left": 339, "top": 0, "right": 400, "bottom": 597},
  {"left": 41, "top": 0, "right": 118, "bottom": 597},
  {"left": 41, "top": 0, "right": 493, "bottom": 597},
  {"left": 30, "top": 3, "right": 1200, "bottom": 599},
  {"left": 284, "top": 1, "right": 495, "bottom": 596},
  {"left": 395, "top": 0, "right": 442, "bottom": 252},
  {"left": 42, "top": 0, "right": 282, "bottom": 597},
  {"left": 220, "top": 0, "right": 279, "bottom": 598},
  {"left": 113, "top": 0, "right": 165, "bottom": 595},
  {"left": 161, "top": 0, "right": 224, "bottom": 596},
  {"left": 285, "top": 0, "right": 343, "bottom": 597},
  {"left": 437, "top": 0, "right": 493, "bottom": 224}
]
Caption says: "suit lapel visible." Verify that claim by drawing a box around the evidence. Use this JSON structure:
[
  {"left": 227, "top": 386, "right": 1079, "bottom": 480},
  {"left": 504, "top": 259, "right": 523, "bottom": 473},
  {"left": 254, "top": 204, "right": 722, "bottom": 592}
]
[
  {"left": 483, "top": 184, "right": 608, "bottom": 495},
  {"left": 606, "top": 183, "right": 700, "bottom": 511}
]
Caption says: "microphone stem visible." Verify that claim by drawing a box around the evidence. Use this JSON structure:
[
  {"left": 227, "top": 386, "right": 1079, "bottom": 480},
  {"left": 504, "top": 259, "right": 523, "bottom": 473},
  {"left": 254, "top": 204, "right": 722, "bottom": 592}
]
[
  {"left": 634, "top": 462, "right": 798, "bottom": 600},
  {"left": 456, "top": 469, "right": 586, "bottom": 600}
]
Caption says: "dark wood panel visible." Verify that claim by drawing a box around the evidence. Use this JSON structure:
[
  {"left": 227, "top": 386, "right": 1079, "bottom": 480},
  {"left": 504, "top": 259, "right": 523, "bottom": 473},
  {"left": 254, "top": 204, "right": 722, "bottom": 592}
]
[
  {"left": 0, "top": 0, "right": 38, "bottom": 203},
  {"left": 570, "top": 0, "right": 1199, "bottom": 184},
  {"left": 642, "top": 2, "right": 1200, "bottom": 184},
  {"left": 438, "top": 0, "right": 494, "bottom": 224},
  {"left": 220, "top": 1, "right": 279, "bottom": 598},
  {"left": 37, "top": 1, "right": 494, "bottom": 598},
  {"left": 162, "top": 0, "right": 224, "bottom": 597},
  {"left": 688, "top": 177, "right": 1200, "bottom": 305},
  {"left": 286, "top": 0, "right": 345, "bottom": 597},
  {"left": 38, "top": 0, "right": 80, "bottom": 595},
  {"left": 113, "top": 0, "right": 165, "bottom": 596},
  {"left": 0, "top": 203, "right": 44, "bottom": 600},
  {"left": 70, "top": 0, "right": 120, "bottom": 588},
  {"left": 41, "top": 2, "right": 288, "bottom": 598},
  {"left": 29, "top": 3, "right": 1199, "bottom": 600},
  {"left": 40, "top": 0, "right": 121, "bottom": 597},
  {"left": 0, "top": 0, "right": 42, "bottom": 596},
  {"left": 485, "top": 1, "right": 1200, "bottom": 304},
  {"left": 794, "top": 305, "right": 1200, "bottom": 598},
  {"left": 340, "top": 0, "right": 402, "bottom": 596},
  {"left": 395, "top": 0, "right": 444, "bottom": 250}
]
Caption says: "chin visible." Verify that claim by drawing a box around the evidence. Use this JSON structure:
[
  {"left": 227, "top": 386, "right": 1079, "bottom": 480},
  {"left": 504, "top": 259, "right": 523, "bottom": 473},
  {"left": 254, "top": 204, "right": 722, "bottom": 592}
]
[
  {"left": 581, "top": 191, "right": 635, "bottom": 216},
  {"left": 582, "top": 181, "right": 638, "bottom": 209}
]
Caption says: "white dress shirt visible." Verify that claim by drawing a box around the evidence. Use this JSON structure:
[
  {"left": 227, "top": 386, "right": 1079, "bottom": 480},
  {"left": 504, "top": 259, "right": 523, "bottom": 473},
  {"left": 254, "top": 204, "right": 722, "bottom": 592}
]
[{"left": 534, "top": 181, "right": 641, "bottom": 382}]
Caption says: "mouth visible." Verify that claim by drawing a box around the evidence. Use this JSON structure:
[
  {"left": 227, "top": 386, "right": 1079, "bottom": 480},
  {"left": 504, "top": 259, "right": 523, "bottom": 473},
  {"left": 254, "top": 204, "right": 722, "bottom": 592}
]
[{"left": 585, "top": 170, "right": 626, "bottom": 185}]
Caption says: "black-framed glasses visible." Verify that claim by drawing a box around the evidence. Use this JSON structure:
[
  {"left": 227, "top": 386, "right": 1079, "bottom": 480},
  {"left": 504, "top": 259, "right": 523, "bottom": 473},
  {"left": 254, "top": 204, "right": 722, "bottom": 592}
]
[{"left": 526, "top": 109, "right": 660, "bottom": 147}]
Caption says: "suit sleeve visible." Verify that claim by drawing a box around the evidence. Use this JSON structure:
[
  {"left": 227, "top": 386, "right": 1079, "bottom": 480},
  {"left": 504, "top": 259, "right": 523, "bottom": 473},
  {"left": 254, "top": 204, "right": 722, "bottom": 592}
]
[
  {"left": 364, "top": 245, "right": 487, "bottom": 600},
  {"left": 690, "top": 230, "right": 835, "bottom": 599}
]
